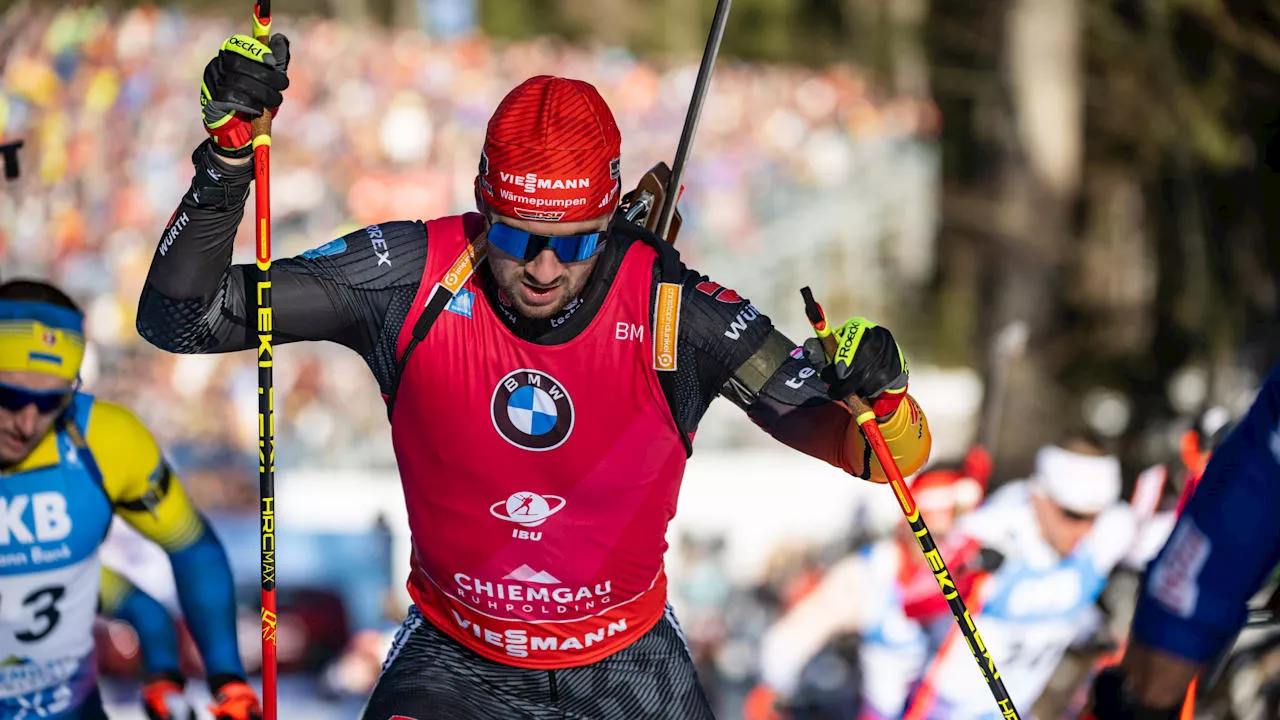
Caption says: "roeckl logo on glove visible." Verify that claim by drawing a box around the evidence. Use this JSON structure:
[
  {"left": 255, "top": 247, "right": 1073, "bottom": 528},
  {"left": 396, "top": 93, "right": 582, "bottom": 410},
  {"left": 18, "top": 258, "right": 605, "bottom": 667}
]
[
  {"left": 226, "top": 36, "right": 265, "bottom": 58},
  {"left": 834, "top": 320, "right": 866, "bottom": 366}
]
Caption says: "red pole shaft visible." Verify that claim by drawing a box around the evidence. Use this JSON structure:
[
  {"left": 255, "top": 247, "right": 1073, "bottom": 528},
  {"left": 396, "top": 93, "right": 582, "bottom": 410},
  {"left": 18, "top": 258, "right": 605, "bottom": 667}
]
[
  {"left": 251, "top": 3, "right": 276, "bottom": 718},
  {"left": 254, "top": 132, "right": 276, "bottom": 719}
]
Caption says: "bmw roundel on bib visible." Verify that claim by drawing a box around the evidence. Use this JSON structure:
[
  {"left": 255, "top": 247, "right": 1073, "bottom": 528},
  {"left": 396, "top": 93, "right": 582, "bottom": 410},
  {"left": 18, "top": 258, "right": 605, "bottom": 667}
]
[{"left": 491, "top": 369, "right": 575, "bottom": 451}]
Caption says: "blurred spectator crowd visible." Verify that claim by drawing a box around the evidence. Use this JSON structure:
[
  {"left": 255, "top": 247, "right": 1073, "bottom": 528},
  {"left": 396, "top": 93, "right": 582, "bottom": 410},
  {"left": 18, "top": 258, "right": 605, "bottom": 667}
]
[
  {"left": 668, "top": 433, "right": 1280, "bottom": 720},
  {"left": 0, "top": 6, "right": 938, "bottom": 504}
]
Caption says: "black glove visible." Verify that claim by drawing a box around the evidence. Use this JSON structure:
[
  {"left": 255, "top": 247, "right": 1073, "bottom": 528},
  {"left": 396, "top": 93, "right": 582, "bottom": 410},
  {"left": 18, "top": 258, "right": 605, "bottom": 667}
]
[
  {"left": 200, "top": 33, "right": 290, "bottom": 158},
  {"left": 802, "top": 317, "right": 908, "bottom": 418}
]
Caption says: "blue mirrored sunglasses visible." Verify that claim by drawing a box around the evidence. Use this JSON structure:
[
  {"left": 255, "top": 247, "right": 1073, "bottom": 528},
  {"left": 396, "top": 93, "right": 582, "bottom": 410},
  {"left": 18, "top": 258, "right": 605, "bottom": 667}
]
[
  {"left": 487, "top": 222, "right": 605, "bottom": 263},
  {"left": 0, "top": 382, "right": 75, "bottom": 414}
]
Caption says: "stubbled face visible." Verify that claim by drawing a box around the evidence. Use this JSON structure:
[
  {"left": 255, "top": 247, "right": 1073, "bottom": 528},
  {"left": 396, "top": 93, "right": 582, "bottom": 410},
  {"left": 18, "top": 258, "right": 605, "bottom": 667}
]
[
  {"left": 0, "top": 370, "right": 73, "bottom": 467},
  {"left": 484, "top": 213, "right": 610, "bottom": 320},
  {"left": 1032, "top": 490, "right": 1098, "bottom": 557}
]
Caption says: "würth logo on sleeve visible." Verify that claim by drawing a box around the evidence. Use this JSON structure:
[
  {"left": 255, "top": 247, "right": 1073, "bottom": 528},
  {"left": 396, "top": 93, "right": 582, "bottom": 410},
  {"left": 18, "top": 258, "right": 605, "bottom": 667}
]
[{"left": 491, "top": 369, "right": 575, "bottom": 451}]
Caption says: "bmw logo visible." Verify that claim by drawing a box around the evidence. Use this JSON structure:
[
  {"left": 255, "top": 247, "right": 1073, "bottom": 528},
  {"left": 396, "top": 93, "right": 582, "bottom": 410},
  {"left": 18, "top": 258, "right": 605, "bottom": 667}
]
[{"left": 491, "top": 369, "right": 574, "bottom": 451}]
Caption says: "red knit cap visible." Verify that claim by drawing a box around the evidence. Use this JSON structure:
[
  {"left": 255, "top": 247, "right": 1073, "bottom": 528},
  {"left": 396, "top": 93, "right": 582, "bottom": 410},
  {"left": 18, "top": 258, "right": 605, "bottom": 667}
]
[{"left": 478, "top": 75, "right": 622, "bottom": 223}]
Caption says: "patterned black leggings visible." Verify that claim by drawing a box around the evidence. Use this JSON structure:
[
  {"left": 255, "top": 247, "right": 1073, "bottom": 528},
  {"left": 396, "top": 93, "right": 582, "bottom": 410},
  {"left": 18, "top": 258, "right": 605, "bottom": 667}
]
[{"left": 361, "top": 606, "right": 717, "bottom": 720}]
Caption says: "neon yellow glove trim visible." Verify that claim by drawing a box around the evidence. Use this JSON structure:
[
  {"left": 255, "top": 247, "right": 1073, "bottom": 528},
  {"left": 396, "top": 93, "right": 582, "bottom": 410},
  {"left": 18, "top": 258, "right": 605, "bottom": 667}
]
[
  {"left": 221, "top": 34, "right": 272, "bottom": 64},
  {"left": 831, "top": 317, "right": 875, "bottom": 370}
]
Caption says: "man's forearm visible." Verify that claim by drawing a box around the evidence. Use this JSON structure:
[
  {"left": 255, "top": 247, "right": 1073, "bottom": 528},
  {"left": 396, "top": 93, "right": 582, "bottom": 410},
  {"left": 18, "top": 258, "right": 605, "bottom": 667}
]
[
  {"left": 762, "top": 395, "right": 930, "bottom": 478},
  {"left": 136, "top": 141, "right": 257, "bottom": 354},
  {"left": 724, "top": 328, "right": 930, "bottom": 477},
  {"left": 759, "top": 400, "right": 865, "bottom": 474},
  {"left": 136, "top": 140, "right": 378, "bottom": 356},
  {"left": 146, "top": 142, "right": 252, "bottom": 299},
  {"left": 141, "top": 143, "right": 427, "bottom": 358},
  {"left": 169, "top": 522, "right": 246, "bottom": 680}
]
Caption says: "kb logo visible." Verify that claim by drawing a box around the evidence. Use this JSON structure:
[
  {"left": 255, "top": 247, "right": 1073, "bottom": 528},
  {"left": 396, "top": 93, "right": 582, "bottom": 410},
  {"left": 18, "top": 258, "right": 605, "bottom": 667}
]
[{"left": 0, "top": 493, "right": 72, "bottom": 545}]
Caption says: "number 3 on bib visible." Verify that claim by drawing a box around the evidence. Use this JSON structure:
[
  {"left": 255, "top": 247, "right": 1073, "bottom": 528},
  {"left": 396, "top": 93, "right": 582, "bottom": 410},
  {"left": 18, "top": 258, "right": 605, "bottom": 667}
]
[{"left": 2, "top": 584, "right": 68, "bottom": 643}]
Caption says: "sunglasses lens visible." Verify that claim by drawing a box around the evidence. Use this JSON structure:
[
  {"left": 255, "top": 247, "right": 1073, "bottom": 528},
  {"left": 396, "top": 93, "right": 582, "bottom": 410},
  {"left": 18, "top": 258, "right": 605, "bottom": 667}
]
[
  {"left": 487, "top": 223, "right": 534, "bottom": 260},
  {"left": 0, "top": 384, "right": 70, "bottom": 413},
  {"left": 549, "top": 233, "right": 601, "bottom": 262},
  {"left": 489, "top": 223, "right": 603, "bottom": 263},
  {"left": 39, "top": 395, "right": 67, "bottom": 412}
]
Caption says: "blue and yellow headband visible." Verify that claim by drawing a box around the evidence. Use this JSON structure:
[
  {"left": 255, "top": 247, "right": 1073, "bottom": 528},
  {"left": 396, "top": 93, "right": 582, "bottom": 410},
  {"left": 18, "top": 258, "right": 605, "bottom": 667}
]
[{"left": 0, "top": 300, "right": 85, "bottom": 381}]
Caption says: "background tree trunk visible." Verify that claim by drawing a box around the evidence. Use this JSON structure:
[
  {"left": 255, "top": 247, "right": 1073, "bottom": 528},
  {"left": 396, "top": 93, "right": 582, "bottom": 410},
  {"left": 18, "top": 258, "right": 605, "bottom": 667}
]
[{"left": 926, "top": 0, "right": 1084, "bottom": 478}]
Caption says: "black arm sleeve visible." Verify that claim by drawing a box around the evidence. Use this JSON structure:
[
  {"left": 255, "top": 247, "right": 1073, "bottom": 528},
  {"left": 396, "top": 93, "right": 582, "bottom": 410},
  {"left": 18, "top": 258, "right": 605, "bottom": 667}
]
[
  {"left": 674, "top": 269, "right": 861, "bottom": 470},
  {"left": 668, "top": 272, "right": 773, "bottom": 433},
  {"left": 137, "top": 142, "right": 427, "bottom": 391},
  {"left": 671, "top": 271, "right": 828, "bottom": 426}
]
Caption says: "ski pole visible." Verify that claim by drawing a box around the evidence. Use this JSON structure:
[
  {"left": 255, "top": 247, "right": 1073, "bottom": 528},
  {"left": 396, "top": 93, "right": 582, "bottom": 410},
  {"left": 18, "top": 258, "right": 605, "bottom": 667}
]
[
  {"left": 904, "top": 576, "right": 997, "bottom": 720},
  {"left": 250, "top": 1, "right": 277, "bottom": 718},
  {"left": 800, "top": 286, "right": 1022, "bottom": 720},
  {"left": 654, "top": 0, "right": 733, "bottom": 239}
]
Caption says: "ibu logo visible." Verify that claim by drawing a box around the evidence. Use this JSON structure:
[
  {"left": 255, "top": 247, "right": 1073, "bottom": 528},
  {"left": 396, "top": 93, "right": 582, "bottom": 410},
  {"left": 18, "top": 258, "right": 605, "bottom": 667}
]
[
  {"left": 490, "top": 491, "right": 567, "bottom": 542},
  {"left": 0, "top": 493, "right": 72, "bottom": 545},
  {"left": 490, "top": 369, "right": 574, "bottom": 451},
  {"left": 490, "top": 492, "right": 567, "bottom": 528}
]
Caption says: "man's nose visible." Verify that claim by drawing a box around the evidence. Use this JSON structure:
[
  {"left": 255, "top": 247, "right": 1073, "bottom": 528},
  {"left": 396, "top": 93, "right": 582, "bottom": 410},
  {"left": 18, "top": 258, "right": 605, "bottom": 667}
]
[
  {"left": 525, "top": 248, "right": 565, "bottom": 284},
  {"left": 12, "top": 405, "right": 39, "bottom": 436}
]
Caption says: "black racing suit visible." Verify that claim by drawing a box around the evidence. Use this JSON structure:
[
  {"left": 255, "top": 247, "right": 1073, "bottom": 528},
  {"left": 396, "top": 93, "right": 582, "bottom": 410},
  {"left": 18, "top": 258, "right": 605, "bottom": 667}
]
[{"left": 136, "top": 141, "right": 868, "bottom": 720}]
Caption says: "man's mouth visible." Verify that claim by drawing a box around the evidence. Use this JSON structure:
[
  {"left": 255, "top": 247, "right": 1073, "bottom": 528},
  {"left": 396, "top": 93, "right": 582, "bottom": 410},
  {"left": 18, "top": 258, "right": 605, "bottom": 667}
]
[
  {"left": 0, "top": 432, "right": 28, "bottom": 456},
  {"left": 520, "top": 280, "right": 561, "bottom": 305}
]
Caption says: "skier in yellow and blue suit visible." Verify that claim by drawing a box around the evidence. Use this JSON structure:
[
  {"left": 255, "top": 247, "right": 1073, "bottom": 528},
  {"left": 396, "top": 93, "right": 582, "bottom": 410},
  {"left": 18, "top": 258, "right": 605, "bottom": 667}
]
[{"left": 0, "top": 279, "right": 260, "bottom": 720}]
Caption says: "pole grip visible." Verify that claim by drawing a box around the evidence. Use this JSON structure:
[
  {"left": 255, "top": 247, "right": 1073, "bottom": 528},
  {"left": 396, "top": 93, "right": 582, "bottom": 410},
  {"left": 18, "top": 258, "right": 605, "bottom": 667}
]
[
  {"left": 251, "top": 1, "right": 274, "bottom": 139},
  {"left": 253, "top": 0, "right": 272, "bottom": 41}
]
